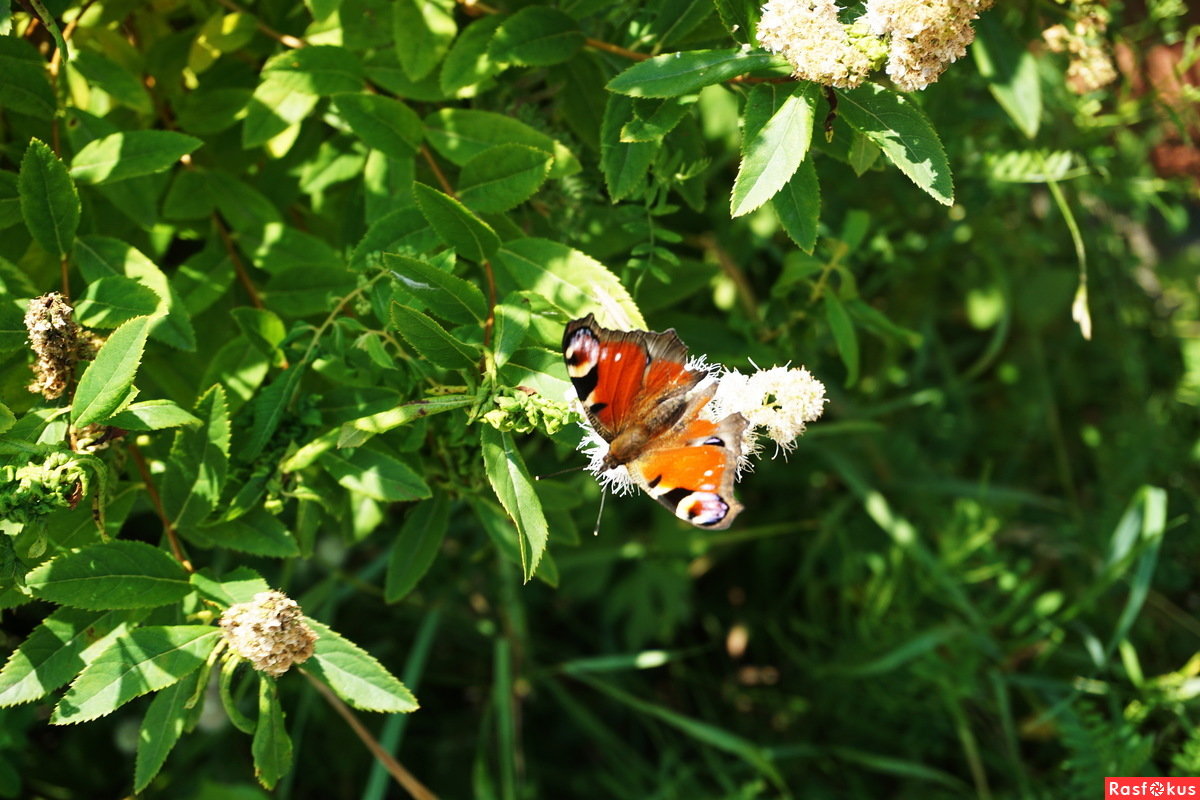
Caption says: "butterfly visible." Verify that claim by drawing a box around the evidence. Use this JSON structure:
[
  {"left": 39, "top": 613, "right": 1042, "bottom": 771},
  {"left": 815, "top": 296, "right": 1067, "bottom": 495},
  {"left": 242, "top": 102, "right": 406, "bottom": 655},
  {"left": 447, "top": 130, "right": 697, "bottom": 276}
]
[{"left": 562, "top": 313, "right": 748, "bottom": 529}]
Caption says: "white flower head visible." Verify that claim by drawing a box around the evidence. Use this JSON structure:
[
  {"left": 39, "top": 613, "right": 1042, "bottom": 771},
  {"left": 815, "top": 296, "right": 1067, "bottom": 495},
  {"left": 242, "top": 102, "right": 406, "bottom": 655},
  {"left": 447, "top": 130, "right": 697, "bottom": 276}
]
[
  {"left": 706, "top": 365, "right": 827, "bottom": 454},
  {"left": 756, "top": 0, "right": 883, "bottom": 88}
]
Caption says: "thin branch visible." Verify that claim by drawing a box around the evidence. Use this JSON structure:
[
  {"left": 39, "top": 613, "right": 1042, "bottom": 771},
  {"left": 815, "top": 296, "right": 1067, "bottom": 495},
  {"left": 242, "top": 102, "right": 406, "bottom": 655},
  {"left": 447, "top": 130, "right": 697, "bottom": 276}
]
[
  {"left": 694, "top": 233, "right": 759, "bottom": 321},
  {"left": 301, "top": 670, "right": 439, "bottom": 800},
  {"left": 212, "top": 0, "right": 306, "bottom": 48},
  {"left": 584, "top": 37, "right": 651, "bottom": 62},
  {"left": 213, "top": 215, "right": 266, "bottom": 310},
  {"left": 420, "top": 145, "right": 456, "bottom": 196},
  {"left": 128, "top": 443, "right": 194, "bottom": 573}
]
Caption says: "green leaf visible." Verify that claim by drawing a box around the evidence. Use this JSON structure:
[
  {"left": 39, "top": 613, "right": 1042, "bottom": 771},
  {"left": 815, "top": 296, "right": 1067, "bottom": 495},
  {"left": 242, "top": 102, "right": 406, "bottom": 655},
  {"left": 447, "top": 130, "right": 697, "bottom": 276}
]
[
  {"left": 321, "top": 446, "right": 432, "bottom": 502},
  {"left": 0, "top": 37, "right": 55, "bottom": 118},
  {"left": 74, "top": 275, "right": 161, "bottom": 328},
  {"left": 422, "top": 109, "right": 567, "bottom": 167},
  {"left": 606, "top": 48, "right": 776, "bottom": 97},
  {"left": 189, "top": 567, "right": 271, "bottom": 607},
  {"left": 489, "top": 7, "right": 584, "bottom": 67},
  {"left": 491, "top": 238, "right": 645, "bottom": 329},
  {"left": 69, "top": 131, "right": 202, "bottom": 185},
  {"left": 772, "top": 157, "right": 820, "bottom": 253},
  {"left": 193, "top": 511, "right": 300, "bottom": 558},
  {"left": 71, "top": 315, "right": 153, "bottom": 426},
  {"left": 973, "top": 15, "right": 1040, "bottom": 140},
  {"left": 332, "top": 93, "right": 423, "bottom": 159},
  {"left": 621, "top": 97, "right": 692, "bottom": 142},
  {"left": 53, "top": 626, "right": 220, "bottom": 724},
  {"left": 261, "top": 45, "right": 363, "bottom": 95},
  {"left": 0, "top": 608, "right": 143, "bottom": 707},
  {"left": 0, "top": 299, "right": 24, "bottom": 354},
  {"left": 106, "top": 399, "right": 202, "bottom": 431},
  {"left": 824, "top": 291, "right": 859, "bottom": 387},
  {"left": 481, "top": 426, "right": 549, "bottom": 582},
  {"left": 0, "top": 171, "right": 21, "bottom": 230},
  {"left": 0, "top": 403, "right": 13, "bottom": 436},
  {"left": 837, "top": 84, "right": 954, "bottom": 206},
  {"left": 385, "top": 493, "right": 451, "bottom": 602},
  {"left": 384, "top": 253, "right": 487, "bottom": 324},
  {"left": 134, "top": 670, "right": 199, "bottom": 792},
  {"left": 74, "top": 236, "right": 196, "bottom": 351},
  {"left": 305, "top": 619, "right": 419, "bottom": 712},
  {"left": 440, "top": 14, "right": 504, "bottom": 97},
  {"left": 161, "top": 385, "right": 231, "bottom": 529},
  {"left": 392, "top": 0, "right": 456, "bottom": 82},
  {"left": 601, "top": 94, "right": 654, "bottom": 201},
  {"left": 19, "top": 138, "right": 80, "bottom": 258},
  {"left": 71, "top": 50, "right": 152, "bottom": 114},
  {"left": 243, "top": 76, "right": 318, "bottom": 149},
  {"left": 412, "top": 183, "right": 499, "bottom": 262},
  {"left": 252, "top": 679, "right": 292, "bottom": 790},
  {"left": 390, "top": 302, "right": 482, "bottom": 371},
  {"left": 492, "top": 296, "right": 529, "bottom": 368},
  {"left": 349, "top": 394, "right": 476, "bottom": 435},
  {"left": 458, "top": 144, "right": 553, "bottom": 214},
  {"left": 26, "top": 540, "right": 192, "bottom": 610},
  {"left": 731, "top": 84, "right": 816, "bottom": 217},
  {"left": 239, "top": 365, "right": 304, "bottom": 462}
]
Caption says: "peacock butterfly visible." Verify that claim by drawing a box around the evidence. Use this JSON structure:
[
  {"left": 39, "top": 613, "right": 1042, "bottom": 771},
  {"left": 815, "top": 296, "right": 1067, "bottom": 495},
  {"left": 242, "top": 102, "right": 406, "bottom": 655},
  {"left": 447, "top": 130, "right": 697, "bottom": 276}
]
[{"left": 562, "top": 314, "right": 748, "bottom": 529}]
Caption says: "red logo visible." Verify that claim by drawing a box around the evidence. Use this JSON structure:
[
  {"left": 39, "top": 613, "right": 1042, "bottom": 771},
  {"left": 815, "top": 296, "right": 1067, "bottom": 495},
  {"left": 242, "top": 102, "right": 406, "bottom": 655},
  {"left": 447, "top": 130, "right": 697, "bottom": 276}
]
[{"left": 1107, "top": 778, "right": 1200, "bottom": 797}]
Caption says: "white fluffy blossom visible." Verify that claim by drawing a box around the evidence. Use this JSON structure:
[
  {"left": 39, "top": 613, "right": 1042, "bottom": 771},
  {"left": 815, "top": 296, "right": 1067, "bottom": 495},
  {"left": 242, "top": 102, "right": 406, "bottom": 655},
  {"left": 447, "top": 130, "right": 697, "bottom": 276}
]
[
  {"left": 706, "top": 365, "right": 827, "bottom": 454},
  {"left": 757, "top": 0, "right": 882, "bottom": 88},
  {"left": 1042, "top": 13, "right": 1116, "bottom": 94},
  {"left": 219, "top": 591, "right": 317, "bottom": 677},
  {"left": 862, "top": 0, "right": 994, "bottom": 91}
]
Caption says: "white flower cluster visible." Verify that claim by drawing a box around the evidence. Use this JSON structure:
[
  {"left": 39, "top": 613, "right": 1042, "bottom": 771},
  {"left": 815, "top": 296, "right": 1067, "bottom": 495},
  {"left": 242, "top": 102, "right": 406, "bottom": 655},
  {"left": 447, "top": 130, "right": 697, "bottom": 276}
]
[
  {"left": 219, "top": 591, "right": 317, "bottom": 677},
  {"left": 1043, "top": 12, "right": 1116, "bottom": 94},
  {"left": 706, "top": 365, "right": 827, "bottom": 456},
  {"left": 757, "top": 0, "right": 994, "bottom": 91}
]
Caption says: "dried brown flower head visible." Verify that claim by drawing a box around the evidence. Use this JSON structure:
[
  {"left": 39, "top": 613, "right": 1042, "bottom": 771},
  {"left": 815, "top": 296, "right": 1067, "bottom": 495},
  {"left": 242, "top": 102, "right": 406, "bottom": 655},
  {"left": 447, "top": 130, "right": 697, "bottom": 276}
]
[
  {"left": 24, "top": 293, "right": 82, "bottom": 400},
  {"left": 219, "top": 591, "right": 318, "bottom": 677}
]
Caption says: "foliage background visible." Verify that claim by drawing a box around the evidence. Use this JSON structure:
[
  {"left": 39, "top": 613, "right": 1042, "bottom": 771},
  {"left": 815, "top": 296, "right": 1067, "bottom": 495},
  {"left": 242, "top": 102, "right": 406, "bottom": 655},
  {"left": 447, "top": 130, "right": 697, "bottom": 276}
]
[{"left": 0, "top": 0, "right": 1198, "bottom": 797}]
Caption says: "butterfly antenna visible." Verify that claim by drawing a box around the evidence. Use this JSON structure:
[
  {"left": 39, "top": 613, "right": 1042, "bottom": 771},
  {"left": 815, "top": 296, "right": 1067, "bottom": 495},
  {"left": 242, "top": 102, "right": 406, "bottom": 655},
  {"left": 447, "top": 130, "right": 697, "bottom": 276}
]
[
  {"left": 592, "top": 488, "right": 607, "bottom": 536},
  {"left": 534, "top": 464, "right": 587, "bottom": 481}
]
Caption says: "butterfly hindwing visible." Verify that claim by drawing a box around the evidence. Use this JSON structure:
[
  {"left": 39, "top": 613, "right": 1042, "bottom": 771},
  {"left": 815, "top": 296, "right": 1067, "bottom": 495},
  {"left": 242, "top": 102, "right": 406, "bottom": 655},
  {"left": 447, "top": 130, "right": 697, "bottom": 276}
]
[{"left": 631, "top": 413, "right": 747, "bottom": 529}]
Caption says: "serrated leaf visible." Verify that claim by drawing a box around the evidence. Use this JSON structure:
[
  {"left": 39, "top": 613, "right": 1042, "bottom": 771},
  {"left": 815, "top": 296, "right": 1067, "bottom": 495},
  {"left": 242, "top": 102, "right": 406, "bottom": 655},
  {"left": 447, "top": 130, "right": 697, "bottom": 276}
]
[
  {"left": 332, "top": 93, "right": 423, "bottom": 159},
  {"left": 350, "top": 394, "right": 476, "bottom": 434},
  {"left": 492, "top": 296, "right": 530, "bottom": 368},
  {"left": 239, "top": 365, "right": 304, "bottom": 462},
  {"left": 304, "top": 618, "right": 418, "bottom": 712},
  {"left": 489, "top": 7, "right": 584, "bottom": 67},
  {"left": 320, "top": 446, "right": 432, "bottom": 502},
  {"left": 193, "top": 512, "right": 300, "bottom": 558},
  {"left": 390, "top": 302, "right": 482, "bottom": 371},
  {"left": 0, "top": 403, "right": 13, "bottom": 436},
  {"left": 385, "top": 493, "right": 451, "bottom": 602},
  {"left": 491, "top": 238, "right": 645, "bottom": 329},
  {"left": 440, "top": 14, "right": 504, "bottom": 97},
  {"left": 26, "top": 540, "right": 192, "bottom": 610},
  {"left": 837, "top": 84, "right": 953, "bottom": 206},
  {"left": 0, "top": 37, "right": 55, "bottom": 118},
  {"left": 423, "top": 109, "right": 557, "bottom": 167},
  {"left": 384, "top": 253, "right": 487, "bottom": 324},
  {"left": 189, "top": 567, "right": 271, "bottom": 607},
  {"left": 69, "top": 131, "right": 202, "bottom": 185},
  {"left": 161, "top": 385, "right": 230, "bottom": 528},
  {"left": 243, "top": 75, "right": 319, "bottom": 149},
  {"left": 134, "top": 670, "right": 199, "bottom": 792},
  {"left": 731, "top": 84, "right": 816, "bottom": 217},
  {"left": 350, "top": 207, "right": 440, "bottom": 271},
  {"left": 0, "top": 608, "right": 144, "bottom": 707},
  {"left": 607, "top": 48, "right": 776, "bottom": 97},
  {"left": 412, "top": 183, "right": 499, "bottom": 263},
  {"left": 481, "top": 426, "right": 549, "bottom": 582},
  {"left": 261, "top": 45, "right": 363, "bottom": 95},
  {"left": 772, "top": 157, "right": 819, "bottom": 253},
  {"left": 621, "top": 97, "right": 692, "bottom": 142},
  {"left": 19, "top": 138, "right": 80, "bottom": 258},
  {"left": 601, "top": 94, "right": 654, "bottom": 201},
  {"left": 458, "top": 144, "right": 553, "bottom": 214},
  {"left": 74, "top": 236, "right": 196, "bottom": 351},
  {"left": 393, "top": 0, "right": 456, "bottom": 82},
  {"left": 106, "top": 399, "right": 202, "bottom": 431},
  {"left": 52, "top": 626, "right": 220, "bottom": 724},
  {"left": 71, "top": 315, "right": 153, "bottom": 426},
  {"left": 252, "top": 679, "right": 292, "bottom": 789},
  {"left": 71, "top": 50, "right": 152, "bottom": 113},
  {"left": 74, "top": 275, "right": 160, "bottom": 328}
]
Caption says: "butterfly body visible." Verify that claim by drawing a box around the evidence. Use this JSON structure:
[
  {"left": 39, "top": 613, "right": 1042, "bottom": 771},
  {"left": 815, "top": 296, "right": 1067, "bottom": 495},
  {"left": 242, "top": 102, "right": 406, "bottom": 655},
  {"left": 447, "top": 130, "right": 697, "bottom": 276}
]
[{"left": 562, "top": 314, "right": 747, "bottom": 529}]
